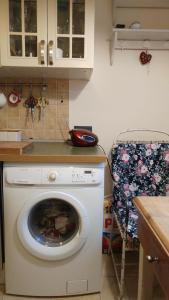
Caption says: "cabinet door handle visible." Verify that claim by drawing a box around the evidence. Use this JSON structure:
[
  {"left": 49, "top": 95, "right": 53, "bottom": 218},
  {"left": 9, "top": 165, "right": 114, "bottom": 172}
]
[
  {"left": 146, "top": 255, "right": 159, "bottom": 263},
  {"left": 39, "top": 40, "right": 46, "bottom": 65},
  {"left": 48, "top": 41, "right": 54, "bottom": 65}
]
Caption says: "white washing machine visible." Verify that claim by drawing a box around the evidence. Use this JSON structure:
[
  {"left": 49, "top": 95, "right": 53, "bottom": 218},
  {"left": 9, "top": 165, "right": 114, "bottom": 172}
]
[{"left": 3, "top": 162, "right": 104, "bottom": 297}]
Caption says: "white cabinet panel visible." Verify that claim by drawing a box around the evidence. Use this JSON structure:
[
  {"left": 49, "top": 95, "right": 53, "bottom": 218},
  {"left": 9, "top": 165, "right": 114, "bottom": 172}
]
[
  {"left": 0, "top": 0, "right": 95, "bottom": 78},
  {"left": 0, "top": 0, "right": 47, "bottom": 67}
]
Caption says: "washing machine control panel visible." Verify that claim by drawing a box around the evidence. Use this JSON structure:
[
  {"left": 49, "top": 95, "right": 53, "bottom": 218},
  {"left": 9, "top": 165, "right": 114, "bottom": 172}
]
[
  {"left": 72, "top": 169, "right": 98, "bottom": 183},
  {"left": 42, "top": 167, "right": 103, "bottom": 185},
  {"left": 5, "top": 164, "right": 104, "bottom": 185}
]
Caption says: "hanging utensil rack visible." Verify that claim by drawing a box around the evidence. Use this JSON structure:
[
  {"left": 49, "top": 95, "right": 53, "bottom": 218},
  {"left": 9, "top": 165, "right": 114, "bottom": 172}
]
[{"left": 0, "top": 82, "right": 48, "bottom": 88}]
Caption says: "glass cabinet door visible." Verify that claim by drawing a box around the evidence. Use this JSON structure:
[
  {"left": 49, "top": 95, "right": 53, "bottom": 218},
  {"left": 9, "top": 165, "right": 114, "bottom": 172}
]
[
  {"left": 57, "top": 0, "right": 70, "bottom": 35},
  {"left": 9, "top": 0, "right": 37, "bottom": 58},
  {"left": 56, "top": 0, "right": 85, "bottom": 59},
  {"left": 9, "top": 0, "right": 22, "bottom": 56},
  {"left": 0, "top": 0, "right": 47, "bottom": 67},
  {"left": 72, "top": 0, "right": 85, "bottom": 58},
  {"left": 48, "top": 0, "right": 94, "bottom": 68}
]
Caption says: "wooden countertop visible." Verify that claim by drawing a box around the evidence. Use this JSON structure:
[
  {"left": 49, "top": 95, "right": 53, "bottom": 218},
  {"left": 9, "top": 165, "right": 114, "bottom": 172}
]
[
  {"left": 0, "top": 141, "right": 107, "bottom": 163},
  {"left": 134, "top": 196, "right": 169, "bottom": 256}
]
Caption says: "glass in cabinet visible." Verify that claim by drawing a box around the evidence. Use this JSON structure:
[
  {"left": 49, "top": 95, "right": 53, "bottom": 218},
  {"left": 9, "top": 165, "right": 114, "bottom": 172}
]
[
  {"left": 0, "top": 0, "right": 47, "bottom": 67},
  {"left": 0, "top": 0, "right": 95, "bottom": 70}
]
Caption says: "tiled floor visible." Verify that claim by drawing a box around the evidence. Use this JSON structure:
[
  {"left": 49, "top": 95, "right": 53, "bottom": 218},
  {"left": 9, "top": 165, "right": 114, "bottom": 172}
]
[{"left": 0, "top": 254, "right": 165, "bottom": 300}]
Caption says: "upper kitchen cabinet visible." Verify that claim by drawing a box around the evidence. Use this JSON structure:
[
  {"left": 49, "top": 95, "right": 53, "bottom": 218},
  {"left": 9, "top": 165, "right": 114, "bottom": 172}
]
[{"left": 0, "top": 0, "right": 95, "bottom": 79}]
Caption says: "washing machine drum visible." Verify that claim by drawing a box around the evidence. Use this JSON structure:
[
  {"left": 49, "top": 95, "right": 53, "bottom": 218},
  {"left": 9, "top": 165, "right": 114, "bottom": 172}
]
[{"left": 17, "top": 192, "right": 89, "bottom": 261}]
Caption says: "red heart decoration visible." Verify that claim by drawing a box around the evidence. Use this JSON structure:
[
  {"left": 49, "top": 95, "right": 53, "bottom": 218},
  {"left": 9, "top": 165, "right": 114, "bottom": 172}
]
[{"left": 140, "top": 51, "right": 152, "bottom": 65}]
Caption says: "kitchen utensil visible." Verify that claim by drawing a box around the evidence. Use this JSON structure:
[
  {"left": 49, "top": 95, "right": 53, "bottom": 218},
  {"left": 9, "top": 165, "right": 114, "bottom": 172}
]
[
  {"left": 27, "top": 85, "right": 38, "bottom": 124},
  {"left": 8, "top": 90, "right": 20, "bottom": 105},
  {"left": 37, "top": 96, "right": 49, "bottom": 121},
  {"left": 37, "top": 84, "right": 49, "bottom": 121},
  {"left": 24, "top": 88, "right": 38, "bottom": 125},
  {"left": 0, "top": 92, "right": 7, "bottom": 107}
]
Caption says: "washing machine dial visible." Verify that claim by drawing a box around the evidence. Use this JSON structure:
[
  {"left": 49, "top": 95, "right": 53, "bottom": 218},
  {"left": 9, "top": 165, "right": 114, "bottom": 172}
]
[{"left": 48, "top": 172, "right": 57, "bottom": 182}]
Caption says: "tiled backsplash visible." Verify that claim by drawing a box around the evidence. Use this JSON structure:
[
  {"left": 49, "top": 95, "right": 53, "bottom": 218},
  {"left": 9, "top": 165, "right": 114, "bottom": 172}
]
[{"left": 0, "top": 79, "right": 69, "bottom": 141}]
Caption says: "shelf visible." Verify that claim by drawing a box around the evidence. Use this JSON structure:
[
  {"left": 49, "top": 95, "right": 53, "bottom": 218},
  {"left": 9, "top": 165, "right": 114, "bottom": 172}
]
[
  {"left": 110, "top": 27, "right": 169, "bottom": 64},
  {"left": 114, "top": 0, "right": 169, "bottom": 9},
  {"left": 113, "top": 28, "right": 169, "bottom": 42}
]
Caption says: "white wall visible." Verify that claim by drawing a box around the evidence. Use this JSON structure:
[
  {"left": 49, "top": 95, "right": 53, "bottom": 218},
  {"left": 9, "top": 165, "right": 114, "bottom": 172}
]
[{"left": 69, "top": 0, "right": 169, "bottom": 195}]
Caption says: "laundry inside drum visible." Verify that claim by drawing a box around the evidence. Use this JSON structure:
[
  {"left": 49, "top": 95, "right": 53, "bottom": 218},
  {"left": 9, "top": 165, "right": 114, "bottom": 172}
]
[{"left": 28, "top": 199, "right": 79, "bottom": 247}]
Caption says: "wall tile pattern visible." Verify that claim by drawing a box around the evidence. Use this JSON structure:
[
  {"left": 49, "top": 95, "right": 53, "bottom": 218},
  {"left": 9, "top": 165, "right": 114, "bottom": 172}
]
[{"left": 0, "top": 79, "right": 69, "bottom": 141}]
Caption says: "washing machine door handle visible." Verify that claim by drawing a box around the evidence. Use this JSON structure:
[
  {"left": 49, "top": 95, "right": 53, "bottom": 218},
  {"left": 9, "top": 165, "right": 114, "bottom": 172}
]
[{"left": 17, "top": 191, "right": 89, "bottom": 261}]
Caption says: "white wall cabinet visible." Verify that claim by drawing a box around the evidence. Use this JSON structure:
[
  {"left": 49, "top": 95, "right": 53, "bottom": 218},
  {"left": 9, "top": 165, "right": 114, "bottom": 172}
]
[
  {"left": 111, "top": 0, "right": 169, "bottom": 64},
  {"left": 0, "top": 0, "right": 95, "bottom": 79}
]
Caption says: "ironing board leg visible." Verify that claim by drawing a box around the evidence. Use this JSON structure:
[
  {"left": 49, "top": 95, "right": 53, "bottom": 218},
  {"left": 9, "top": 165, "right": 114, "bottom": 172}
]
[{"left": 119, "top": 236, "right": 126, "bottom": 299}]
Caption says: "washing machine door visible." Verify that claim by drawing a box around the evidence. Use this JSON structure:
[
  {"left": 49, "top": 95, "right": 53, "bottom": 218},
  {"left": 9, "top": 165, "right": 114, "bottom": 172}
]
[{"left": 17, "top": 191, "right": 89, "bottom": 261}]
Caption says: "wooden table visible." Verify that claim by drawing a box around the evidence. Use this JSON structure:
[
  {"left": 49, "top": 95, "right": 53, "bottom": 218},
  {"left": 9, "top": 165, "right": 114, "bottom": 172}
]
[{"left": 134, "top": 196, "right": 169, "bottom": 300}]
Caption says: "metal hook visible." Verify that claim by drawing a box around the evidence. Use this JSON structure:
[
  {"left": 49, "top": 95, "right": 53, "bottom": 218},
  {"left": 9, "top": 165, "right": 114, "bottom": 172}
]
[{"left": 143, "top": 39, "right": 151, "bottom": 50}]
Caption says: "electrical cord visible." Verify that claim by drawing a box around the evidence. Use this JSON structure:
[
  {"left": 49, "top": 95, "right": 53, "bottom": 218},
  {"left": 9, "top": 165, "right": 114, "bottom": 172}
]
[{"left": 98, "top": 144, "right": 114, "bottom": 179}]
